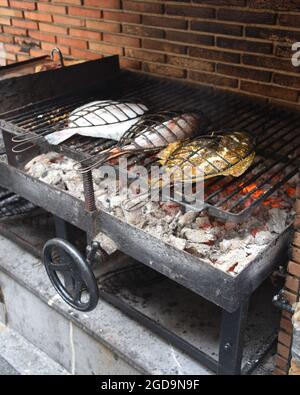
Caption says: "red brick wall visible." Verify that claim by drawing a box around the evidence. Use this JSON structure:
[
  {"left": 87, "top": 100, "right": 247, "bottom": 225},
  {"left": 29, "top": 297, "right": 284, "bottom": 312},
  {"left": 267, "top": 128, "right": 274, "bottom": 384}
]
[
  {"left": 1, "top": 1, "right": 300, "bottom": 109},
  {"left": 274, "top": 195, "right": 300, "bottom": 375}
]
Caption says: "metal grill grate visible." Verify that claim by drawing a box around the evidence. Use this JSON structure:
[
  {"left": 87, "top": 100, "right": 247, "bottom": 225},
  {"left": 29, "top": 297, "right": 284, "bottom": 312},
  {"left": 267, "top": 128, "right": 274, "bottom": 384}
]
[
  {"left": 1, "top": 70, "right": 299, "bottom": 221},
  {"left": 0, "top": 187, "right": 36, "bottom": 218}
]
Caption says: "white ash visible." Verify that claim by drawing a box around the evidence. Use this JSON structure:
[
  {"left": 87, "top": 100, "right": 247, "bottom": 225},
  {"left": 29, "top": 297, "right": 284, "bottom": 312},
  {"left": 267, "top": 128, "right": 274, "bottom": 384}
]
[
  {"left": 181, "top": 227, "right": 216, "bottom": 244},
  {"left": 213, "top": 249, "right": 250, "bottom": 273},
  {"left": 168, "top": 235, "right": 187, "bottom": 250},
  {"left": 177, "top": 211, "right": 198, "bottom": 227},
  {"left": 194, "top": 216, "right": 211, "bottom": 229},
  {"left": 25, "top": 153, "right": 85, "bottom": 200},
  {"left": 25, "top": 152, "right": 296, "bottom": 277},
  {"left": 185, "top": 242, "right": 211, "bottom": 258},
  {"left": 266, "top": 208, "right": 288, "bottom": 234},
  {"left": 219, "top": 235, "right": 254, "bottom": 253},
  {"left": 255, "top": 230, "right": 273, "bottom": 246}
]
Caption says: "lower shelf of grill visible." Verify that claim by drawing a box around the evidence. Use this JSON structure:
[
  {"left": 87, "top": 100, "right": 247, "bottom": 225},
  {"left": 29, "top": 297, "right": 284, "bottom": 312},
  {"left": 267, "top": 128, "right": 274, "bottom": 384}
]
[{"left": 98, "top": 263, "right": 280, "bottom": 373}]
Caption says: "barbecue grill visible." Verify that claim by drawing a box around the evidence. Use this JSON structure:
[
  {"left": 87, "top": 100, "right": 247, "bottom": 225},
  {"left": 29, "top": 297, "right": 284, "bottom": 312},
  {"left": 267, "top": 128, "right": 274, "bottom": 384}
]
[{"left": 0, "top": 55, "right": 297, "bottom": 374}]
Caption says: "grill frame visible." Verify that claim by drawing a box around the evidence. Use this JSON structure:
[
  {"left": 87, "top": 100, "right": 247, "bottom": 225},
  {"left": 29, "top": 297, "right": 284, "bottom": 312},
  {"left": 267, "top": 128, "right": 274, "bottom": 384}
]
[{"left": 1, "top": 65, "right": 299, "bottom": 222}]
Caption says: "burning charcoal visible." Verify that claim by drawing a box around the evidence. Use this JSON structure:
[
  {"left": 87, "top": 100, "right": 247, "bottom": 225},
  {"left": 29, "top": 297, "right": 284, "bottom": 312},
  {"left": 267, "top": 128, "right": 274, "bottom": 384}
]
[
  {"left": 220, "top": 235, "right": 255, "bottom": 252},
  {"left": 185, "top": 242, "right": 211, "bottom": 257},
  {"left": 96, "top": 194, "right": 110, "bottom": 210},
  {"left": 114, "top": 206, "right": 124, "bottom": 219},
  {"left": 149, "top": 207, "right": 167, "bottom": 220},
  {"left": 40, "top": 170, "right": 62, "bottom": 186},
  {"left": 255, "top": 230, "right": 273, "bottom": 246},
  {"left": 266, "top": 208, "right": 288, "bottom": 233},
  {"left": 122, "top": 206, "right": 143, "bottom": 225},
  {"left": 110, "top": 195, "right": 124, "bottom": 209},
  {"left": 144, "top": 201, "right": 161, "bottom": 214},
  {"left": 224, "top": 221, "right": 237, "bottom": 231},
  {"left": 178, "top": 211, "right": 198, "bottom": 227},
  {"left": 194, "top": 215, "right": 211, "bottom": 229},
  {"left": 245, "top": 243, "right": 265, "bottom": 256},
  {"left": 167, "top": 235, "right": 187, "bottom": 250},
  {"left": 161, "top": 201, "right": 181, "bottom": 216},
  {"left": 25, "top": 152, "right": 59, "bottom": 171},
  {"left": 145, "top": 224, "right": 166, "bottom": 239},
  {"left": 214, "top": 249, "right": 249, "bottom": 274},
  {"left": 219, "top": 238, "right": 244, "bottom": 253},
  {"left": 26, "top": 162, "right": 47, "bottom": 179},
  {"left": 181, "top": 228, "right": 216, "bottom": 244},
  {"left": 92, "top": 170, "right": 104, "bottom": 186}
]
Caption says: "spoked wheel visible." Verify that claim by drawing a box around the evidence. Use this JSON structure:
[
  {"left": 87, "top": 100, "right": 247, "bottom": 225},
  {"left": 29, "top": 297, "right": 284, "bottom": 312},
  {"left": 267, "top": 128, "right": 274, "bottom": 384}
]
[{"left": 43, "top": 238, "right": 99, "bottom": 312}]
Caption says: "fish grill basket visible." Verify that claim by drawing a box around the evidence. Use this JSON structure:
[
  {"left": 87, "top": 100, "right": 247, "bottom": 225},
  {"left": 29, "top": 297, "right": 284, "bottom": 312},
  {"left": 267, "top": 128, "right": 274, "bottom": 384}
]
[
  {"left": 67, "top": 100, "right": 147, "bottom": 129},
  {"left": 77, "top": 109, "right": 209, "bottom": 172},
  {"left": 159, "top": 130, "right": 256, "bottom": 182},
  {"left": 11, "top": 100, "right": 148, "bottom": 153},
  {"left": 116, "top": 110, "right": 210, "bottom": 153}
]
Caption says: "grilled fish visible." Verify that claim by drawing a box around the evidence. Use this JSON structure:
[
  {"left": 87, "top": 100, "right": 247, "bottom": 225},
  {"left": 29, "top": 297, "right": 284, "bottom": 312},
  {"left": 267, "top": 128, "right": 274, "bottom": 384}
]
[
  {"left": 103, "top": 111, "right": 206, "bottom": 162},
  {"left": 45, "top": 101, "right": 148, "bottom": 145},
  {"left": 158, "top": 131, "right": 255, "bottom": 181}
]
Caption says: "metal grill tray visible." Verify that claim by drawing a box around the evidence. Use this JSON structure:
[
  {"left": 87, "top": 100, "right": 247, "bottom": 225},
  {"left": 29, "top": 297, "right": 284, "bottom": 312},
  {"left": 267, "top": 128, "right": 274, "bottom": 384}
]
[
  {"left": 0, "top": 162, "right": 291, "bottom": 312},
  {"left": 1, "top": 70, "right": 299, "bottom": 222}
]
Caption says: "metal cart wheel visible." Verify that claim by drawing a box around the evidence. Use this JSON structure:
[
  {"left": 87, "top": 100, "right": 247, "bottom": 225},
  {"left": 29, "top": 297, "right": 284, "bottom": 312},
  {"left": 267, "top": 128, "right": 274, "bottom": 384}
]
[{"left": 43, "top": 238, "right": 99, "bottom": 312}]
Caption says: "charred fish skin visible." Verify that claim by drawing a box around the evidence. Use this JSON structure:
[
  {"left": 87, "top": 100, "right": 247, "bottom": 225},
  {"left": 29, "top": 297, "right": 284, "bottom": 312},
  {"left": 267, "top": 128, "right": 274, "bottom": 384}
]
[{"left": 158, "top": 131, "right": 255, "bottom": 181}]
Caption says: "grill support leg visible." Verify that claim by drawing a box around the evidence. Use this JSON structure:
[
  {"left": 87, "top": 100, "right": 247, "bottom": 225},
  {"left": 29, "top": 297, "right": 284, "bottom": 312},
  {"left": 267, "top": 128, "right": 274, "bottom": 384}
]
[{"left": 218, "top": 299, "right": 249, "bottom": 375}]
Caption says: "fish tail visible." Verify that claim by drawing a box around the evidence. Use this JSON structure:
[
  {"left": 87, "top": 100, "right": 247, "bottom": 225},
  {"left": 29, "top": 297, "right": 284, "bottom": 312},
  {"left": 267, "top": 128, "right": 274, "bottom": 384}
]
[{"left": 45, "top": 128, "right": 77, "bottom": 145}]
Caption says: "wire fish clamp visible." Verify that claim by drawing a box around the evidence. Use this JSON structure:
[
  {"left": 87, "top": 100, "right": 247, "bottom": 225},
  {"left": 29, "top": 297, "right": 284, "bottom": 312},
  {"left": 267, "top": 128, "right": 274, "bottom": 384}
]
[
  {"left": 11, "top": 100, "right": 135, "bottom": 154},
  {"left": 11, "top": 118, "right": 67, "bottom": 153},
  {"left": 121, "top": 130, "right": 256, "bottom": 211},
  {"left": 158, "top": 130, "right": 256, "bottom": 181},
  {"left": 75, "top": 109, "right": 210, "bottom": 173}
]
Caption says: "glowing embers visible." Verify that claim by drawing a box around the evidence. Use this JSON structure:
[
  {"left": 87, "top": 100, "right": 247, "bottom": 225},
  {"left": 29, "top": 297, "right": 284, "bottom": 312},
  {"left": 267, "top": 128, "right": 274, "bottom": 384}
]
[{"left": 204, "top": 155, "right": 297, "bottom": 214}]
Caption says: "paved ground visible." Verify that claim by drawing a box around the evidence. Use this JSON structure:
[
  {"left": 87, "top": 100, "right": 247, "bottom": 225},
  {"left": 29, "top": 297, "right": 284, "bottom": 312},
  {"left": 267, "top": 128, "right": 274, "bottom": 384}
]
[
  {"left": 0, "top": 355, "right": 19, "bottom": 375},
  {"left": 0, "top": 324, "right": 68, "bottom": 375}
]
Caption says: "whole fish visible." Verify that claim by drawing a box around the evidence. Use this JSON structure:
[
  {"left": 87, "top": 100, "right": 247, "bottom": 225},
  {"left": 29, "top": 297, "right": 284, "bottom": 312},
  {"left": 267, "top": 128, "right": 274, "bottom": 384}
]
[
  {"left": 45, "top": 100, "right": 148, "bottom": 145},
  {"left": 99, "top": 111, "right": 208, "bottom": 163},
  {"left": 158, "top": 131, "right": 255, "bottom": 181}
]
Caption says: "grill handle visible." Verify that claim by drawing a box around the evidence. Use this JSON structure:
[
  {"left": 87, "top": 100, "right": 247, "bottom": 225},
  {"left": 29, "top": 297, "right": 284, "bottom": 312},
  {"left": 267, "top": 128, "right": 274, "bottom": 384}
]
[{"left": 43, "top": 238, "right": 99, "bottom": 312}]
